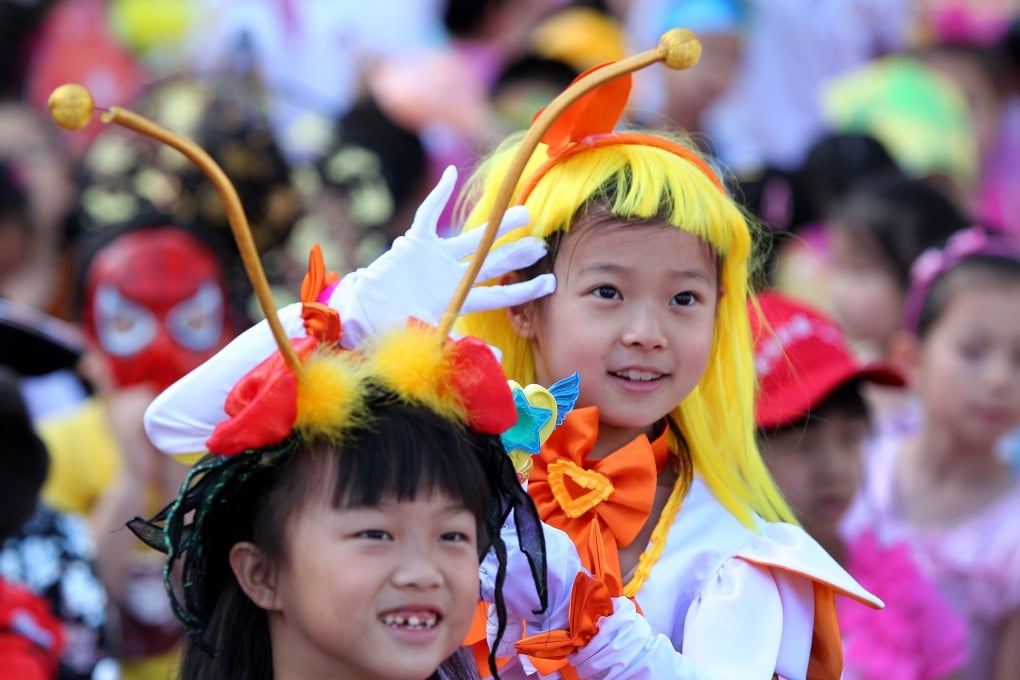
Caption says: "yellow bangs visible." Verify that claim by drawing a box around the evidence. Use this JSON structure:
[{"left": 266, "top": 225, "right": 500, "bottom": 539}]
[{"left": 460, "top": 135, "right": 749, "bottom": 256}]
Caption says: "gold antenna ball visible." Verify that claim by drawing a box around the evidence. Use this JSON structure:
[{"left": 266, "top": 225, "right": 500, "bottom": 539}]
[
  {"left": 48, "top": 84, "right": 96, "bottom": 131},
  {"left": 660, "top": 28, "right": 702, "bottom": 70}
]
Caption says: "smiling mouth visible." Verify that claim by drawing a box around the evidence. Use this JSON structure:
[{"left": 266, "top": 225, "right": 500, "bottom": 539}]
[
  {"left": 611, "top": 369, "right": 666, "bottom": 382},
  {"left": 380, "top": 612, "right": 440, "bottom": 630}
]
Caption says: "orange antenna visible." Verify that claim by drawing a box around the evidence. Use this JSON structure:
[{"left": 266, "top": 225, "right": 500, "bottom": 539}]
[
  {"left": 435, "top": 28, "right": 702, "bottom": 339},
  {"left": 48, "top": 83, "right": 303, "bottom": 378}
]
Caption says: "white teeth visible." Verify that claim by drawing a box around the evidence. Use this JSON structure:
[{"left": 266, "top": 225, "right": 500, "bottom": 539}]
[
  {"left": 381, "top": 612, "right": 438, "bottom": 629},
  {"left": 615, "top": 369, "right": 662, "bottom": 382}
]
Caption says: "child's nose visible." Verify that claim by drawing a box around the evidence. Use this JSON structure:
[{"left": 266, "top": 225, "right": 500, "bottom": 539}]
[
  {"left": 621, "top": 304, "right": 668, "bottom": 349},
  {"left": 815, "top": 443, "right": 854, "bottom": 481},
  {"left": 982, "top": 352, "right": 1019, "bottom": 396},
  {"left": 391, "top": 544, "right": 444, "bottom": 589}
]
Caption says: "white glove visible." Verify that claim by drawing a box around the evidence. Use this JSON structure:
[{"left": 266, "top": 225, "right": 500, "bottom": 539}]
[
  {"left": 328, "top": 165, "right": 555, "bottom": 349},
  {"left": 479, "top": 511, "right": 586, "bottom": 656},
  {"left": 569, "top": 597, "right": 709, "bottom": 680}
]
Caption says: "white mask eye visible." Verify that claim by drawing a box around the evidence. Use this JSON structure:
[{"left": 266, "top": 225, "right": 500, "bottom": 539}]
[
  {"left": 94, "top": 284, "right": 158, "bottom": 357},
  {"left": 166, "top": 282, "right": 224, "bottom": 351}
]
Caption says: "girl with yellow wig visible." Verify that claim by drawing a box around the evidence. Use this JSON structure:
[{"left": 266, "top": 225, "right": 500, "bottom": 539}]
[{"left": 446, "top": 53, "right": 882, "bottom": 679}]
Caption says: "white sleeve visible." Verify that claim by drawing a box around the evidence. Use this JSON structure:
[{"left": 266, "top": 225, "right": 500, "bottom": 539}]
[
  {"left": 684, "top": 558, "right": 810, "bottom": 679},
  {"left": 569, "top": 558, "right": 810, "bottom": 680}
]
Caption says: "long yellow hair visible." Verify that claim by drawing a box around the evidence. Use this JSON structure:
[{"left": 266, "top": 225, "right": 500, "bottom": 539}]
[{"left": 456, "top": 133, "right": 794, "bottom": 527}]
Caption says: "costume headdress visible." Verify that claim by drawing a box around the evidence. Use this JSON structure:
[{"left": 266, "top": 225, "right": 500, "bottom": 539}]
[
  {"left": 47, "top": 81, "right": 577, "bottom": 672},
  {"left": 443, "top": 28, "right": 714, "bottom": 322}
]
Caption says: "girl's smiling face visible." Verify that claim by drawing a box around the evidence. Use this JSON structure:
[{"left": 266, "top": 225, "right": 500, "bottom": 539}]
[
  {"left": 236, "top": 488, "right": 480, "bottom": 680},
  {"left": 514, "top": 219, "right": 719, "bottom": 454}
]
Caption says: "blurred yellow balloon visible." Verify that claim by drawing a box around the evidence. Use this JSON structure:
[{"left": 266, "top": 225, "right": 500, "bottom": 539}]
[{"left": 109, "top": 0, "right": 199, "bottom": 54}]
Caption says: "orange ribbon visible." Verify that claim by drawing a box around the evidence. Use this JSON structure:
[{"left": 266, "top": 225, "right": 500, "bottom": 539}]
[
  {"left": 464, "top": 495, "right": 635, "bottom": 679},
  {"left": 517, "top": 63, "right": 725, "bottom": 204},
  {"left": 515, "top": 572, "right": 614, "bottom": 667},
  {"left": 517, "top": 519, "right": 630, "bottom": 676},
  {"left": 529, "top": 407, "right": 669, "bottom": 576},
  {"left": 300, "top": 243, "right": 341, "bottom": 344}
]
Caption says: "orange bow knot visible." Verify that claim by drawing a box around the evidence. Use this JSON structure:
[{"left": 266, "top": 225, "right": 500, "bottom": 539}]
[{"left": 529, "top": 407, "right": 669, "bottom": 575}]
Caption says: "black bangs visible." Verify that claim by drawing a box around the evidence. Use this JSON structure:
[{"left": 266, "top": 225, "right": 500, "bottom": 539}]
[{"left": 324, "top": 399, "right": 498, "bottom": 530}]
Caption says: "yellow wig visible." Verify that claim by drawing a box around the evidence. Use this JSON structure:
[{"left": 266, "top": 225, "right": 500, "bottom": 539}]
[{"left": 456, "top": 133, "right": 794, "bottom": 527}]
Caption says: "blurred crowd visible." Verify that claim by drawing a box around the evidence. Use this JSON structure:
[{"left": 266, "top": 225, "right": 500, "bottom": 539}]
[{"left": 1, "top": 1, "right": 1019, "bottom": 679}]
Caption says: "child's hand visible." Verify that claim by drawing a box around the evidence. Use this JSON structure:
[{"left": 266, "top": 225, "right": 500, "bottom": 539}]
[
  {"left": 479, "top": 511, "right": 586, "bottom": 653},
  {"left": 327, "top": 165, "right": 556, "bottom": 349}
]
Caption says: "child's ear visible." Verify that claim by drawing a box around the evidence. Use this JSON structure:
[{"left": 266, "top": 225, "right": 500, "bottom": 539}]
[
  {"left": 503, "top": 272, "right": 539, "bottom": 340},
  {"left": 888, "top": 329, "right": 919, "bottom": 387},
  {"left": 229, "top": 542, "right": 279, "bottom": 611}
]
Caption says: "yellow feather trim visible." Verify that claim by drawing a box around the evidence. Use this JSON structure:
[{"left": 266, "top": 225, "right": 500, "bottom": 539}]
[
  {"left": 365, "top": 325, "right": 467, "bottom": 424},
  {"left": 295, "top": 350, "right": 368, "bottom": 440}
]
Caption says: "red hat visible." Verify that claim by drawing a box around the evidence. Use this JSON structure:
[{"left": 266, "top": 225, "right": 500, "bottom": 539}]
[{"left": 750, "top": 291, "right": 905, "bottom": 430}]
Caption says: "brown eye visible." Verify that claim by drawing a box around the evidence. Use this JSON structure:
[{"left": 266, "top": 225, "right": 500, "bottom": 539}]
[
  {"left": 592, "top": 285, "right": 620, "bottom": 299},
  {"left": 672, "top": 291, "right": 697, "bottom": 306}
]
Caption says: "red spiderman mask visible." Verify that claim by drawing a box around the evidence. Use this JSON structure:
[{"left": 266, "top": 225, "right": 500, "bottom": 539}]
[{"left": 83, "top": 227, "right": 231, "bottom": 391}]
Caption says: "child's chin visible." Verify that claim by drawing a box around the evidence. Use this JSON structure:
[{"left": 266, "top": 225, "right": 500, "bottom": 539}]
[
  {"left": 810, "top": 501, "right": 850, "bottom": 530},
  {"left": 599, "top": 412, "right": 665, "bottom": 434}
]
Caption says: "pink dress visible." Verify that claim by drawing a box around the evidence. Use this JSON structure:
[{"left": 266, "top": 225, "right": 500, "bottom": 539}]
[
  {"left": 846, "top": 434, "right": 1020, "bottom": 679},
  {"left": 837, "top": 529, "right": 967, "bottom": 679}
]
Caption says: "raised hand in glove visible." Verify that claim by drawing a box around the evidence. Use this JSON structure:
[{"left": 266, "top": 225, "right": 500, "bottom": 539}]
[
  {"left": 479, "top": 509, "right": 586, "bottom": 657},
  {"left": 326, "top": 164, "right": 555, "bottom": 349}
]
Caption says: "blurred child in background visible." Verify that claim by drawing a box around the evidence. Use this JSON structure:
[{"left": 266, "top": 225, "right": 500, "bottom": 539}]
[
  {"left": 752, "top": 291, "right": 966, "bottom": 680},
  {"left": 764, "top": 131, "right": 902, "bottom": 309},
  {"left": 38, "top": 222, "right": 236, "bottom": 680},
  {"left": 0, "top": 100, "right": 78, "bottom": 320},
  {"left": 1, "top": 309, "right": 117, "bottom": 679},
  {"left": 825, "top": 174, "right": 971, "bottom": 368},
  {"left": 845, "top": 227, "right": 1020, "bottom": 679},
  {"left": 0, "top": 367, "right": 69, "bottom": 679}
]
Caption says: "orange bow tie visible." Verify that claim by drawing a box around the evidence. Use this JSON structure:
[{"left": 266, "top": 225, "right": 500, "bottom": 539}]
[{"left": 529, "top": 407, "right": 669, "bottom": 576}]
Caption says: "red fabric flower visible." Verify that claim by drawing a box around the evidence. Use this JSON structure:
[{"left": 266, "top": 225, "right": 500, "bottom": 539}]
[
  {"left": 205, "top": 336, "right": 318, "bottom": 455},
  {"left": 446, "top": 334, "right": 517, "bottom": 435}
]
